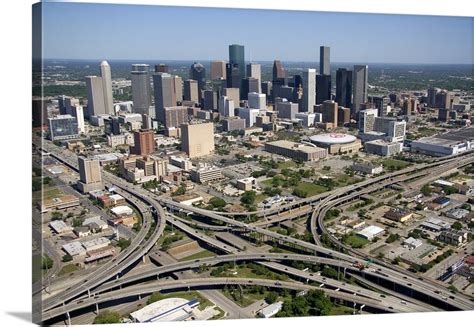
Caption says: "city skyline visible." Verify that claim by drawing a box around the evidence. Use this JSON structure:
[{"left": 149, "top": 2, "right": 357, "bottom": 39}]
[{"left": 41, "top": 3, "right": 473, "bottom": 64}]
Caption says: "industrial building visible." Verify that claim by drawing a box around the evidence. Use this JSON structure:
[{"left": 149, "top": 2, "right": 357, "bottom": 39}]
[
  {"left": 410, "top": 127, "right": 473, "bottom": 156},
  {"left": 130, "top": 298, "right": 200, "bottom": 323},
  {"left": 356, "top": 225, "right": 384, "bottom": 240}
]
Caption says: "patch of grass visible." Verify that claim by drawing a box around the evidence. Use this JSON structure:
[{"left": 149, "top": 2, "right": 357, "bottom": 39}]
[
  {"left": 254, "top": 193, "right": 268, "bottom": 203},
  {"left": 343, "top": 234, "right": 370, "bottom": 248},
  {"left": 381, "top": 159, "right": 410, "bottom": 171},
  {"left": 330, "top": 305, "right": 354, "bottom": 316},
  {"left": 32, "top": 187, "right": 63, "bottom": 204},
  {"left": 148, "top": 291, "right": 212, "bottom": 310},
  {"left": 178, "top": 249, "right": 216, "bottom": 262},
  {"left": 293, "top": 182, "right": 327, "bottom": 197},
  {"left": 32, "top": 254, "right": 42, "bottom": 283},
  {"left": 58, "top": 264, "right": 78, "bottom": 276},
  {"left": 278, "top": 161, "right": 295, "bottom": 169},
  {"left": 210, "top": 307, "right": 225, "bottom": 320}
]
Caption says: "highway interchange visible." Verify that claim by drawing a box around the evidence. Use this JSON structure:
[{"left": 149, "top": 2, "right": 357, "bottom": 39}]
[{"left": 35, "top": 138, "right": 474, "bottom": 324}]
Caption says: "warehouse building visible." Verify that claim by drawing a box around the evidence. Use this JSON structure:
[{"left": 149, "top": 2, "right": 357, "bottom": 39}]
[
  {"left": 356, "top": 225, "right": 385, "bottom": 240},
  {"left": 410, "top": 127, "right": 473, "bottom": 157}
]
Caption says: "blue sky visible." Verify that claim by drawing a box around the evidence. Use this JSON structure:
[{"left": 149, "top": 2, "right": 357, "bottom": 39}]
[{"left": 40, "top": 2, "right": 473, "bottom": 64}]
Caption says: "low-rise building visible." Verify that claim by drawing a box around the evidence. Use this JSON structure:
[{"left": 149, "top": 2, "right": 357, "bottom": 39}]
[
  {"left": 73, "top": 226, "right": 92, "bottom": 238},
  {"left": 190, "top": 164, "right": 223, "bottom": 184},
  {"left": 384, "top": 208, "right": 413, "bottom": 223},
  {"left": 258, "top": 301, "right": 283, "bottom": 318},
  {"left": 444, "top": 208, "right": 470, "bottom": 220},
  {"left": 172, "top": 193, "right": 204, "bottom": 206},
  {"left": 438, "top": 230, "right": 467, "bottom": 246},
  {"left": 81, "top": 237, "right": 111, "bottom": 252},
  {"left": 403, "top": 237, "right": 422, "bottom": 250},
  {"left": 265, "top": 140, "right": 327, "bottom": 162},
  {"left": 62, "top": 241, "right": 86, "bottom": 257},
  {"left": 356, "top": 225, "right": 384, "bottom": 240},
  {"left": 352, "top": 161, "right": 383, "bottom": 175},
  {"left": 364, "top": 140, "right": 402, "bottom": 156},
  {"left": 40, "top": 194, "right": 80, "bottom": 213},
  {"left": 49, "top": 220, "right": 73, "bottom": 234},
  {"left": 236, "top": 177, "right": 257, "bottom": 191}
]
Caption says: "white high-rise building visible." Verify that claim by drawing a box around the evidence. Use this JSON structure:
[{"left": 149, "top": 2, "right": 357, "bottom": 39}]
[
  {"left": 100, "top": 60, "right": 114, "bottom": 114},
  {"left": 219, "top": 96, "right": 234, "bottom": 117},
  {"left": 70, "top": 105, "right": 85, "bottom": 134},
  {"left": 302, "top": 69, "right": 316, "bottom": 113},
  {"left": 248, "top": 92, "right": 266, "bottom": 110},
  {"left": 358, "top": 108, "right": 378, "bottom": 133},
  {"left": 238, "top": 107, "right": 260, "bottom": 127}
]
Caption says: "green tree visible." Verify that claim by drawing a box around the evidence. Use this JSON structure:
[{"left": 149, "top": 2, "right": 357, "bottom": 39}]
[
  {"left": 209, "top": 197, "right": 226, "bottom": 209},
  {"left": 240, "top": 191, "right": 256, "bottom": 206},
  {"left": 265, "top": 291, "right": 279, "bottom": 304},
  {"left": 62, "top": 254, "right": 73, "bottom": 262},
  {"left": 51, "top": 211, "right": 63, "bottom": 221},
  {"left": 421, "top": 184, "right": 432, "bottom": 196},
  {"left": 93, "top": 310, "right": 121, "bottom": 324},
  {"left": 451, "top": 221, "right": 463, "bottom": 231}
]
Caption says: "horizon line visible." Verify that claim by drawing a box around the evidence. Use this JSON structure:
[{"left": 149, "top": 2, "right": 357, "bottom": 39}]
[{"left": 41, "top": 58, "right": 474, "bottom": 66}]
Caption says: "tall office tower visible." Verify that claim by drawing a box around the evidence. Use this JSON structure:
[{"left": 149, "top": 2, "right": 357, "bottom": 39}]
[
  {"left": 222, "top": 87, "right": 240, "bottom": 106},
  {"left": 427, "top": 87, "right": 439, "bottom": 108},
  {"left": 352, "top": 65, "right": 368, "bottom": 115},
  {"left": 302, "top": 69, "right": 316, "bottom": 112},
  {"left": 277, "top": 102, "right": 299, "bottom": 120},
  {"left": 219, "top": 96, "right": 235, "bottom": 117},
  {"left": 48, "top": 115, "right": 80, "bottom": 141},
  {"left": 77, "top": 157, "right": 103, "bottom": 193},
  {"left": 184, "top": 79, "right": 199, "bottom": 103},
  {"left": 386, "top": 120, "right": 406, "bottom": 142},
  {"left": 130, "top": 64, "right": 151, "bottom": 116},
  {"left": 261, "top": 81, "right": 272, "bottom": 99},
  {"left": 210, "top": 60, "right": 226, "bottom": 80},
  {"left": 85, "top": 76, "right": 106, "bottom": 117},
  {"left": 189, "top": 62, "right": 206, "bottom": 92},
  {"left": 389, "top": 93, "right": 399, "bottom": 104},
  {"left": 319, "top": 46, "right": 330, "bottom": 76},
  {"left": 131, "top": 129, "right": 155, "bottom": 156},
  {"left": 368, "top": 96, "right": 390, "bottom": 117},
  {"left": 203, "top": 90, "right": 218, "bottom": 111},
  {"left": 104, "top": 116, "right": 120, "bottom": 135},
  {"left": 242, "top": 77, "right": 260, "bottom": 100},
  {"left": 70, "top": 105, "right": 85, "bottom": 134},
  {"left": 153, "top": 73, "right": 177, "bottom": 123},
  {"left": 291, "top": 74, "right": 303, "bottom": 103},
  {"left": 32, "top": 98, "right": 48, "bottom": 127},
  {"left": 272, "top": 60, "right": 286, "bottom": 84},
  {"left": 142, "top": 114, "right": 152, "bottom": 130},
  {"left": 272, "top": 60, "right": 286, "bottom": 99},
  {"left": 229, "top": 44, "right": 245, "bottom": 81},
  {"left": 358, "top": 108, "right": 378, "bottom": 133},
  {"left": 246, "top": 63, "right": 261, "bottom": 93},
  {"left": 320, "top": 100, "right": 338, "bottom": 127},
  {"left": 338, "top": 106, "right": 351, "bottom": 126},
  {"left": 58, "top": 95, "right": 79, "bottom": 115},
  {"left": 435, "top": 90, "right": 451, "bottom": 109},
  {"left": 248, "top": 92, "right": 266, "bottom": 110},
  {"left": 402, "top": 98, "right": 418, "bottom": 116},
  {"left": 164, "top": 106, "right": 188, "bottom": 128},
  {"left": 238, "top": 108, "right": 260, "bottom": 127},
  {"left": 336, "top": 68, "right": 353, "bottom": 109},
  {"left": 438, "top": 108, "right": 449, "bottom": 122},
  {"left": 100, "top": 60, "right": 114, "bottom": 114},
  {"left": 173, "top": 75, "right": 183, "bottom": 103},
  {"left": 155, "top": 64, "right": 169, "bottom": 73},
  {"left": 226, "top": 63, "right": 241, "bottom": 89},
  {"left": 181, "top": 122, "right": 215, "bottom": 158},
  {"left": 316, "top": 74, "right": 332, "bottom": 105}
]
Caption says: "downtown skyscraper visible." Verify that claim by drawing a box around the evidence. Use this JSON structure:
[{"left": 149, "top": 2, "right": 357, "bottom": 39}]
[
  {"left": 353, "top": 65, "right": 369, "bottom": 115},
  {"left": 319, "top": 46, "right": 330, "bottom": 76},
  {"left": 100, "top": 60, "right": 114, "bottom": 114},
  {"left": 302, "top": 69, "right": 316, "bottom": 112},
  {"left": 153, "top": 72, "right": 177, "bottom": 123},
  {"left": 228, "top": 44, "right": 245, "bottom": 81},
  {"left": 336, "top": 68, "right": 353, "bottom": 109},
  {"left": 130, "top": 64, "right": 152, "bottom": 116}
]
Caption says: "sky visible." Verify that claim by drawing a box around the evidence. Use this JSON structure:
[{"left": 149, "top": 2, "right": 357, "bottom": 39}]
[{"left": 39, "top": 2, "right": 474, "bottom": 64}]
